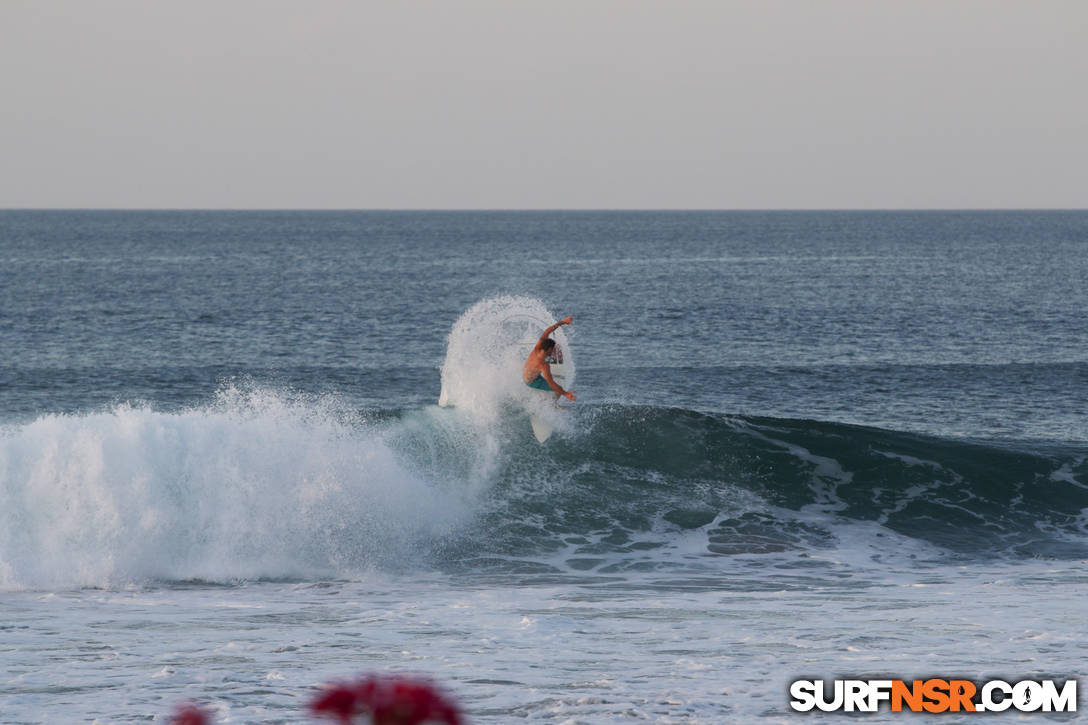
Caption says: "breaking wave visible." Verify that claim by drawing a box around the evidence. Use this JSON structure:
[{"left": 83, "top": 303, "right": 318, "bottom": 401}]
[{"left": 3, "top": 382, "right": 1087, "bottom": 591}]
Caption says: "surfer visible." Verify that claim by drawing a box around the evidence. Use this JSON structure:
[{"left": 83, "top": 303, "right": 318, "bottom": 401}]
[{"left": 523, "top": 316, "right": 577, "bottom": 401}]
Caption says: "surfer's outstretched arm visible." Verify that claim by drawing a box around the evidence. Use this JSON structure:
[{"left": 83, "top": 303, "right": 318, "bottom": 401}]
[
  {"left": 542, "top": 365, "right": 577, "bottom": 401},
  {"left": 535, "top": 316, "right": 573, "bottom": 349}
]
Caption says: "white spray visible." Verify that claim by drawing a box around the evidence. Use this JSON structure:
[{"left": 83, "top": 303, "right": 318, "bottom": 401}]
[
  {"left": 439, "top": 295, "right": 575, "bottom": 419},
  {"left": 0, "top": 387, "right": 468, "bottom": 590}
]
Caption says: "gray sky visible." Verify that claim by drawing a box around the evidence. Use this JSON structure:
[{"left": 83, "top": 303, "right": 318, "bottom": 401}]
[{"left": 1, "top": 0, "right": 1085, "bottom": 209}]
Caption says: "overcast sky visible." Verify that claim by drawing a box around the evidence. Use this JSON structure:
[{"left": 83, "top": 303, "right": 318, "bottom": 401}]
[{"left": 1, "top": 0, "right": 1085, "bottom": 209}]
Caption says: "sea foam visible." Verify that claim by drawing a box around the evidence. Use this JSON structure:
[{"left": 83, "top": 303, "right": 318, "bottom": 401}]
[{"left": 0, "top": 386, "right": 469, "bottom": 590}]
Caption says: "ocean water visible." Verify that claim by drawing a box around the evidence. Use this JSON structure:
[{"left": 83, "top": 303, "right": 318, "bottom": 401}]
[{"left": 1, "top": 210, "right": 1086, "bottom": 723}]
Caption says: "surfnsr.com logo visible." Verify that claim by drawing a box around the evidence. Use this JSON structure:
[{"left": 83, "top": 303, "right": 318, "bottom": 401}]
[{"left": 789, "top": 679, "right": 1077, "bottom": 713}]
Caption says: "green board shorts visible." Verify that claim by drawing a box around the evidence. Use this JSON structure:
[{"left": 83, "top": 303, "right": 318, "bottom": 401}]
[{"left": 525, "top": 373, "right": 552, "bottom": 391}]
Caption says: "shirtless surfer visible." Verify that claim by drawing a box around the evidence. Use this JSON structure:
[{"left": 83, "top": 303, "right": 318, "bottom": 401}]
[{"left": 523, "top": 316, "right": 577, "bottom": 401}]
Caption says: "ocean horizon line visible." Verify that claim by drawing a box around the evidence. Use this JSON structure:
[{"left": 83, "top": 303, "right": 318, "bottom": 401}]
[{"left": 2, "top": 207, "right": 1086, "bottom": 213}]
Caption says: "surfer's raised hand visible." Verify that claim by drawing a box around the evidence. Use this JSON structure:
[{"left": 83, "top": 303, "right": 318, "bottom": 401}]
[{"left": 539, "top": 316, "right": 572, "bottom": 343}]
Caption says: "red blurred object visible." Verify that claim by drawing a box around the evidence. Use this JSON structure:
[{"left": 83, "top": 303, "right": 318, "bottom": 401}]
[
  {"left": 172, "top": 703, "right": 211, "bottom": 725},
  {"left": 311, "top": 685, "right": 361, "bottom": 723},
  {"left": 311, "top": 674, "right": 463, "bottom": 725}
]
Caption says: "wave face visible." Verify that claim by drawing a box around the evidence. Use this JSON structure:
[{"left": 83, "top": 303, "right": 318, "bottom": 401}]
[
  {"left": 438, "top": 406, "right": 1088, "bottom": 574},
  {"left": 3, "top": 390, "right": 1087, "bottom": 590}
]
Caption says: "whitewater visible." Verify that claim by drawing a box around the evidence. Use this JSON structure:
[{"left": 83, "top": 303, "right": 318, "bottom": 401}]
[{"left": 2, "top": 210, "right": 1087, "bottom": 723}]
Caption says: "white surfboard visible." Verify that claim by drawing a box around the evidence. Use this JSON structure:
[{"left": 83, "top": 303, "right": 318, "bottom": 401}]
[{"left": 529, "top": 412, "right": 554, "bottom": 443}]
